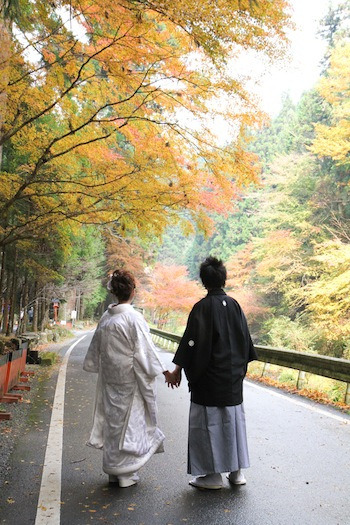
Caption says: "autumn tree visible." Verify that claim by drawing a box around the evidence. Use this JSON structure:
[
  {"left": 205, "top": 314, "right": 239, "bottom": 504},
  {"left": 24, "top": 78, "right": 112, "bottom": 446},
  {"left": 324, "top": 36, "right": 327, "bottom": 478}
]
[
  {"left": 140, "top": 263, "right": 202, "bottom": 328},
  {"left": 105, "top": 231, "right": 147, "bottom": 283},
  {"left": 304, "top": 28, "right": 350, "bottom": 357},
  {"left": 0, "top": 0, "right": 291, "bottom": 251},
  {"left": 299, "top": 240, "right": 350, "bottom": 358},
  {"left": 310, "top": 5, "right": 350, "bottom": 242},
  {"left": 222, "top": 22, "right": 350, "bottom": 355},
  {"left": 311, "top": 42, "right": 350, "bottom": 167},
  {"left": 225, "top": 243, "right": 267, "bottom": 335},
  {"left": 0, "top": 0, "right": 292, "bottom": 334}
]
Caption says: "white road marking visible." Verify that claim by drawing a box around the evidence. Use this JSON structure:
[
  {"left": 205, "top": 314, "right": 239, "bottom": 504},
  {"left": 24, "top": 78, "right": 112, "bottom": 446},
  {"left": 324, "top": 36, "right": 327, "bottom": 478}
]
[
  {"left": 246, "top": 380, "right": 350, "bottom": 424},
  {"left": 35, "top": 335, "right": 87, "bottom": 525}
]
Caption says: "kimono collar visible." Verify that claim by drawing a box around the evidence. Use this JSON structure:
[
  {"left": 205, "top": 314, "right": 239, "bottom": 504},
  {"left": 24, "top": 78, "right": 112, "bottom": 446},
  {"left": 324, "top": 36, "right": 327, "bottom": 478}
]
[
  {"left": 108, "top": 303, "right": 134, "bottom": 315},
  {"left": 207, "top": 288, "right": 226, "bottom": 296}
]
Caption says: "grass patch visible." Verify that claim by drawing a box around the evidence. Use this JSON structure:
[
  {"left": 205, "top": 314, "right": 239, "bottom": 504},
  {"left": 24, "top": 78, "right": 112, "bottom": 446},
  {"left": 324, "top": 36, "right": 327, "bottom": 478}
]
[{"left": 40, "top": 351, "right": 59, "bottom": 366}]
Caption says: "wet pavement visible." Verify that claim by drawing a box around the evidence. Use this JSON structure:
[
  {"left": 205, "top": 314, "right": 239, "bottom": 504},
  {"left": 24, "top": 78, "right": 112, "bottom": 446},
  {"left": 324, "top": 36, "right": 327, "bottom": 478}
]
[{"left": 0, "top": 333, "right": 349, "bottom": 525}]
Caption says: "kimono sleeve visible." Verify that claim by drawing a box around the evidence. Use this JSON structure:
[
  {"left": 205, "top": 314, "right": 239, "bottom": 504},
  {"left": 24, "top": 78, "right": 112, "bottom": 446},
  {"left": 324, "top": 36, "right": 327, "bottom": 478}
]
[
  {"left": 173, "top": 299, "right": 213, "bottom": 385},
  {"left": 132, "top": 315, "right": 167, "bottom": 379},
  {"left": 83, "top": 325, "right": 101, "bottom": 373},
  {"left": 240, "top": 307, "right": 258, "bottom": 362}
]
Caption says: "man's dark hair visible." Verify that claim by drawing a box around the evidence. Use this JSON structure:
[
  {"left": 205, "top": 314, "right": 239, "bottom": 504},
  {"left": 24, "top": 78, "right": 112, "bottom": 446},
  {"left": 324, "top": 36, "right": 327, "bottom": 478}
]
[{"left": 199, "top": 256, "right": 227, "bottom": 289}]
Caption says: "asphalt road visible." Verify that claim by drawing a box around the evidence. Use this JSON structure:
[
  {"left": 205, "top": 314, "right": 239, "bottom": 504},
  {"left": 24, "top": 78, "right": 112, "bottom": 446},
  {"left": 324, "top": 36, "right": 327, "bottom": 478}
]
[{"left": 0, "top": 333, "right": 349, "bottom": 525}]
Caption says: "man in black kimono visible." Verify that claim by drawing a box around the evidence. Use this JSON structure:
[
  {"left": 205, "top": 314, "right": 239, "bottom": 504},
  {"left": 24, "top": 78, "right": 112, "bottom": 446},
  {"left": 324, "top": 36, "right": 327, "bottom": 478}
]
[{"left": 173, "top": 256, "right": 257, "bottom": 490}]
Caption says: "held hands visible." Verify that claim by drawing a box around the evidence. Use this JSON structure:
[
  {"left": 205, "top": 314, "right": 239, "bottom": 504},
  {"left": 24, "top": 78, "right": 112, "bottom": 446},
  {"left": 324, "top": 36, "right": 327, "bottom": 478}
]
[{"left": 163, "top": 366, "right": 182, "bottom": 389}]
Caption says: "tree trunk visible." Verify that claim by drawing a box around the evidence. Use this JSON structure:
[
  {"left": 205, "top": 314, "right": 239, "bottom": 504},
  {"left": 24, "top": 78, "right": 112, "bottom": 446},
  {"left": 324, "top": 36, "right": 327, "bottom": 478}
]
[
  {"left": 6, "top": 246, "right": 17, "bottom": 335},
  {"left": 17, "top": 280, "right": 24, "bottom": 334},
  {"left": 79, "top": 293, "right": 84, "bottom": 320},
  {"left": 20, "top": 277, "right": 28, "bottom": 334},
  {"left": 33, "top": 282, "right": 38, "bottom": 332},
  {"left": 2, "top": 299, "right": 9, "bottom": 334},
  {"left": 38, "top": 289, "right": 43, "bottom": 329},
  {"left": 0, "top": 247, "right": 5, "bottom": 328},
  {"left": 76, "top": 290, "right": 80, "bottom": 321},
  {"left": 40, "top": 291, "right": 50, "bottom": 331}
]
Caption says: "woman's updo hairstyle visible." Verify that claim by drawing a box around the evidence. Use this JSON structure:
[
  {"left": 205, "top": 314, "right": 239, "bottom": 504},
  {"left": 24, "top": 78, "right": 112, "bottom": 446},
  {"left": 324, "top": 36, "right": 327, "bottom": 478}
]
[
  {"left": 199, "top": 256, "right": 227, "bottom": 289},
  {"left": 108, "top": 269, "right": 136, "bottom": 301}
]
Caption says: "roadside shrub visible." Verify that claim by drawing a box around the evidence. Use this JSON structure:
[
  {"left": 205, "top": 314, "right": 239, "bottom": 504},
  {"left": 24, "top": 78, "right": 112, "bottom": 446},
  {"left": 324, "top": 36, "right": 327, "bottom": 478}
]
[
  {"left": 0, "top": 336, "right": 20, "bottom": 355},
  {"left": 312, "top": 332, "right": 348, "bottom": 359},
  {"left": 259, "top": 315, "right": 316, "bottom": 353},
  {"left": 40, "top": 351, "right": 59, "bottom": 366}
]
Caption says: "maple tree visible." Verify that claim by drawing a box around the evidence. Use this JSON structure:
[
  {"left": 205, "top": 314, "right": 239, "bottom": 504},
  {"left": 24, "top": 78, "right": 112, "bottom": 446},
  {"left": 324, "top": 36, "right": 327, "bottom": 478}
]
[
  {"left": 225, "top": 243, "right": 267, "bottom": 333},
  {"left": 0, "top": 0, "right": 291, "bottom": 250},
  {"left": 105, "top": 230, "right": 147, "bottom": 283},
  {"left": 139, "top": 263, "right": 202, "bottom": 328},
  {"left": 0, "top": 0, "right": 293, "bottom": 334}
]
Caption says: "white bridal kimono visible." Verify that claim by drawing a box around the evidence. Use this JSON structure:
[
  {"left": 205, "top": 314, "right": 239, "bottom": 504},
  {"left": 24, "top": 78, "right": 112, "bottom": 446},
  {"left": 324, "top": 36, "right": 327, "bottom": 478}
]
[{"left": 83, "top": 303, "right": 166, "bottom": 476}]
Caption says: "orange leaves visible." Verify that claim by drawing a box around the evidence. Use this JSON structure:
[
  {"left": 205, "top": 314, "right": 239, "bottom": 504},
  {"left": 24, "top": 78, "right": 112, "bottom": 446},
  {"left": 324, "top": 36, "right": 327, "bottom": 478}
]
[
  {"left": 226, "top": 244, "right": 268, "bottom": 326},
  {"left": 0, "top": 0, "right": 290, "bottom": 248},
  {"left": 226, "top": 243, "right": 255, "bottom": 289},
  {"left": 140, "top": 263, "right": 202, "bottom": 325},
  {"left": 105, "top": 233, "right": 146, "bottom": 282}
]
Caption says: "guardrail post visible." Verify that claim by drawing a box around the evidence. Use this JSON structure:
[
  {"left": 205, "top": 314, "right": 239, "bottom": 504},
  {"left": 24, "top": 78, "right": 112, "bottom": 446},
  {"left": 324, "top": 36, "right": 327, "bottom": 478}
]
[
  {"left": 345, "top": 383, "right": 350, "bottom": 405},
  {"left": 261, "top": 362, "right": 270, "bottom": 377},
  {"left": 297, "top": 370, "right": 306, "bottom": 390}
]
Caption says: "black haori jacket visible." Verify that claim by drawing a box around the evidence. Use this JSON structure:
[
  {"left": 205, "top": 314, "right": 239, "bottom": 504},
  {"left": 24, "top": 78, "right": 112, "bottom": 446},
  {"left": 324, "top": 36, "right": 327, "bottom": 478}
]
[{"left": 173, "top": 289, "right": 258, "bottom": 407}]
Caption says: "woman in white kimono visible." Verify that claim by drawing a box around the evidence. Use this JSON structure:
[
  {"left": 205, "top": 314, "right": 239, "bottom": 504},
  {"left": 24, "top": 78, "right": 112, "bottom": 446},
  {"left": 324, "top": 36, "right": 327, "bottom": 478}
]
[{"left": 83, "top": 269, "right": 174, "bottom": 488}]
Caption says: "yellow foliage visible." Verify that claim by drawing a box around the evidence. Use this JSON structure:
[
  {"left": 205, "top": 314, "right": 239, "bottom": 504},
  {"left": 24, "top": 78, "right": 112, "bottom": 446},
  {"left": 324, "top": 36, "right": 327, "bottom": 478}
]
[
  {"left": 254, "top": 230, "right": 305, "bottom": 293},
  {"left": 301, "top": 240, "right": 350, "bottom": 337},
  {"left": 0, "top": 0, "right": 291, "bottom": 247},
  {"left": 311, "top": 42, "right": 350, "bottom": 166}
]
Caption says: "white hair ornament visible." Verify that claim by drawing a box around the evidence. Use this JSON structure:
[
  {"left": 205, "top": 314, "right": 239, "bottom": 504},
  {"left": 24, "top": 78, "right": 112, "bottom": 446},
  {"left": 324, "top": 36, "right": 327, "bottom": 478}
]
[{"left": 107, "top": 275, "right": 113, "bottom": 291}]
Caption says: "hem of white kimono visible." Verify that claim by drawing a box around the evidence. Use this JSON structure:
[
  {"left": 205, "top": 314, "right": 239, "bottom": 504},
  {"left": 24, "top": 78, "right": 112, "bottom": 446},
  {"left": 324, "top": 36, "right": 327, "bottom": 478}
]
[
  {"left": 86, "top": 440, "right": 103, "bottom": 449},
  {"left": 102, "top": 432, "right": 165, "bottom": 476}
]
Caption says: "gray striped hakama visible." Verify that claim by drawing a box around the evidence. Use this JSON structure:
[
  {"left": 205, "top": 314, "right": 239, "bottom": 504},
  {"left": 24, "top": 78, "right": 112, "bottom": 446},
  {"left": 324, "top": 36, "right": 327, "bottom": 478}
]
[{"left": 188, "top": 402, "right": 250, "bottom": 475}]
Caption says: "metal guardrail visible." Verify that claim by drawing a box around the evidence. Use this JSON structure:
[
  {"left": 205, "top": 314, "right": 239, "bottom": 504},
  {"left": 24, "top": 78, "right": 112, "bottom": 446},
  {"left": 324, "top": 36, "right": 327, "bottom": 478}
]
[
  {"left": 151, "top": 327, "right": 181, "bottom": 344},
  {"left": 150, "top": 327, "right": 350, "bottom": 404},
  {"left": 254, "top": 345, "right": 350, "bottom": 383}
]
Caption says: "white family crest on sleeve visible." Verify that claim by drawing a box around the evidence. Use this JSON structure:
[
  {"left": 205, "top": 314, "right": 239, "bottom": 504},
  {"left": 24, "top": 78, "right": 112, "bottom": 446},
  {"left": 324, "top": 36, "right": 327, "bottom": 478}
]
[{"left": 188, "top": 340, "right": 195, "bottom": 347}]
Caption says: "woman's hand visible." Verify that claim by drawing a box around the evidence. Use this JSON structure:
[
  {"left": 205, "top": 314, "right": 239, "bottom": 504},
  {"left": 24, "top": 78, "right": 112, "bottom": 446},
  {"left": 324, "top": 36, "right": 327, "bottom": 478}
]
[{"left": 163, "top": 368, "right": 181, "bottom": 388}]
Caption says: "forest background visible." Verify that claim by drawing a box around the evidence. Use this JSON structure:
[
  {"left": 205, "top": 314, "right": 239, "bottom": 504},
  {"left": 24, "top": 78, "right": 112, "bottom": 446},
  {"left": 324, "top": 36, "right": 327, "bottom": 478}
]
[{"left": 0, "top": 1, "right": 349, "bottom": 366}]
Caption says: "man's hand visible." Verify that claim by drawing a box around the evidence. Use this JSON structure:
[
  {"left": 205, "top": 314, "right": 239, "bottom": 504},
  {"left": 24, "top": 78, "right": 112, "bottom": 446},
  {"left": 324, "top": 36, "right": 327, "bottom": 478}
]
[
  {"left": 173, "top": 365, "right": 182, "bottom": 387},
  {"left": 163, "top": 367, "right": 182, "bottom": 388}
]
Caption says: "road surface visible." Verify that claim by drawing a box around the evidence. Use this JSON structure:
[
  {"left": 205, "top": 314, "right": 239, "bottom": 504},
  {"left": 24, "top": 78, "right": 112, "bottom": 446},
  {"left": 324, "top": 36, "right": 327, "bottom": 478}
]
[{"left": 0, "top": 333, "right": 349, "bottom": 525}]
